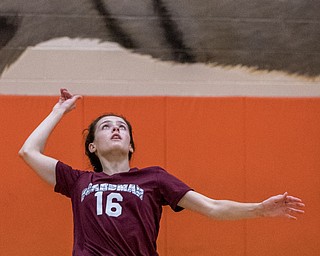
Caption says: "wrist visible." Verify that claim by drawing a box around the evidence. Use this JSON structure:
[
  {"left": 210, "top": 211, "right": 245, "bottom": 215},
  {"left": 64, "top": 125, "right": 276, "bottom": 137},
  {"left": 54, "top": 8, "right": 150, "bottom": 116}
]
[
  {"left": 254, "top": 202, "right": 265, "bottom": 218},
  {"left": 51, "top": 107, "right": 66, "bottom": 119}
]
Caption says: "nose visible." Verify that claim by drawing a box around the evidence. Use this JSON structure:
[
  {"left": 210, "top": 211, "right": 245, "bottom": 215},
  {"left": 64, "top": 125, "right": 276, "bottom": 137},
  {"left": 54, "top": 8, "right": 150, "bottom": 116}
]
[{"left": 112, "top": 126, "right": 120, "bottom": 132}]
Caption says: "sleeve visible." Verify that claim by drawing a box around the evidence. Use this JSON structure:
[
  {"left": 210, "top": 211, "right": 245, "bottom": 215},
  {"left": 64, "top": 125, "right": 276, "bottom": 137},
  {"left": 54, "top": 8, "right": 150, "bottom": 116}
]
[
  {"left": 54, "top": 161, "right": 83, "bottom": 198},
  {"left": 156, "top": 167, "right": 193, "bottom": 212}
]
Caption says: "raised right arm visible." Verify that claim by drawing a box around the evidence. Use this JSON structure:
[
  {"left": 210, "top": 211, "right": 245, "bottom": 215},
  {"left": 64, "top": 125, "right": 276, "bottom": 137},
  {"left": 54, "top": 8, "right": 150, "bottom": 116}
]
[{"left": 18, "top": 89, "right": 82, "bottom": 186}]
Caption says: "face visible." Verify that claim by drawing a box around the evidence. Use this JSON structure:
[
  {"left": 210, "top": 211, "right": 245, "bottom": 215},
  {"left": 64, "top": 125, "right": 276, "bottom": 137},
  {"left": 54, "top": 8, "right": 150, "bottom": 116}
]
[{"left": 88, "top": 116, "right": 133, "bottom": 159}]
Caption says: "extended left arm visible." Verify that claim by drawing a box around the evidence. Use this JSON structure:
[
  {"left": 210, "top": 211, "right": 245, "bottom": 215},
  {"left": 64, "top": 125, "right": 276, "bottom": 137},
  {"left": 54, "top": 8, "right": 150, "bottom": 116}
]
[{"left": 178, "top": 191, "right": 305, "bottom": 220}]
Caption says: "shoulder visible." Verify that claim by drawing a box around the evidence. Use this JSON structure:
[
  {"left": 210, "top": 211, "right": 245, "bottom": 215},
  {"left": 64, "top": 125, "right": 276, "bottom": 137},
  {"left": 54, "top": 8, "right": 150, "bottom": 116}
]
[
  {"left": 55, "top": 161, "right": 93, "bottom": 197},
  {"left": 139, "top": 166, "right": 166, "bottom": 172},
  {"left": 136, "top": 166, "right": 169, "bottom": 176},
  {"left": 57, "top": 161, "right": 89, "bottom": 171},
  {"left": 137, "top": 166, "right": 181, "bottom": 183},
  {"left": 56, "top": 161, "right": 92, "bottom": 177}
]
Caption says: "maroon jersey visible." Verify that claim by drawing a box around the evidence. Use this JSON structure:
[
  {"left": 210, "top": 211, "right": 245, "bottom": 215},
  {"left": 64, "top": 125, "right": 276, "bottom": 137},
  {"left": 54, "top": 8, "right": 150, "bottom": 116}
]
[{"left": 54, "top": 161, "right": 192, "bottom": 256}]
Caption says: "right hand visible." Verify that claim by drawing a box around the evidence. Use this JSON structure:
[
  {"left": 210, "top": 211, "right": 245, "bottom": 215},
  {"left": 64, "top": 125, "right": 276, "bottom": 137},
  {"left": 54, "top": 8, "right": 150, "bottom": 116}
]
[{"left": 53, "top": 88, "right": 82, "bottom": 114}]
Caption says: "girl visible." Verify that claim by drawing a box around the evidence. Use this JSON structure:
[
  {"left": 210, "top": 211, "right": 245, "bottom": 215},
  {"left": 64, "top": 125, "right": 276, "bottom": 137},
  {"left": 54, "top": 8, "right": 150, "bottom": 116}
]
[{"left": 19, "top": 89, "right": 305, "bottom": 255}]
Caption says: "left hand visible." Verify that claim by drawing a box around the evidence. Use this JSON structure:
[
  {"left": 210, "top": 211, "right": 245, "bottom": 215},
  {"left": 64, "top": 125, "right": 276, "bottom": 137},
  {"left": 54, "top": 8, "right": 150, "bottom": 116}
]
[{"left": 261, "top": 192, "right": 305, "bottom": 220}]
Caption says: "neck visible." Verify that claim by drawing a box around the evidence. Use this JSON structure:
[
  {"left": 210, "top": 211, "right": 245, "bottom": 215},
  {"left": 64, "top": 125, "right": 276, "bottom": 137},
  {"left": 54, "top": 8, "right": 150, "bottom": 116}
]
[{"left": 99, "top": 155, "right": 130, "bottom": 175}]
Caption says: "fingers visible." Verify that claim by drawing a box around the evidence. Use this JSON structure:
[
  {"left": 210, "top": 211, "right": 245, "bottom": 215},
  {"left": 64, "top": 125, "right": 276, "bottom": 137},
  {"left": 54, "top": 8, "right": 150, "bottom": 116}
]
[
  {"left": 285, "top": 194, "right": 305, "bottom": 212},
  {"left": 60, "top": 88, "right": 82, "bottom": 102},
  {"left": 55, "top": 88, "right": 82, "bottom": 114},
  {"left": 286, "top": 202, "right": 305, "bottom": 208},
  {"left": 284, "top": 193, "right": 305, "bottom": 220},
  {"left": 286, "top": 214, "right": 297, "bottom": 220},
  {"left": 60, "top": 88, "right": 72, "bottom": 100},
  {"left": 287, "top": 207, "right": 305, "bottom": 215},
  {"left": 285, "top": 207, "right": 305, "bottom": 220},
  {"left": 282, "top": 192, "right": 305, "bottom": 206},
  {"left": 286, "top": 195, "right": 303, "bottom": 203},
  {"left": 73, "top": 94, "right": 83, "bottom": 101}
]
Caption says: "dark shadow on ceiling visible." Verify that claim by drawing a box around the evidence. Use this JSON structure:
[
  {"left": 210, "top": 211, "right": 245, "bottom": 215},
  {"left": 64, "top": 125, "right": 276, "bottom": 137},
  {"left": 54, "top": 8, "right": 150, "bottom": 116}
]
[{"left": 0, "top": 0, "right": 319, "bottom": 77}]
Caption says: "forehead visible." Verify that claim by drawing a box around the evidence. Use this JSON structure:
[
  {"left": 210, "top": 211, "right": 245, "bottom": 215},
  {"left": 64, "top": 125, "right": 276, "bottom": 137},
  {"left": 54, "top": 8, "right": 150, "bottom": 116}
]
[{"left": 96, "top": 116, "right": 128, "bottom": 126}]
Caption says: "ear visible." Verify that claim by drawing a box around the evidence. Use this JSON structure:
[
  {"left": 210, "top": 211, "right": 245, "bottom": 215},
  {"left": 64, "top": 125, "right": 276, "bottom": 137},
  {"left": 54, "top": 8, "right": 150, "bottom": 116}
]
[
  {"left": 88, "top": 143, "right": 96, "bottom": 153},
  {"left": 129, "top": 145, "right": 134, "bottom": 153}
]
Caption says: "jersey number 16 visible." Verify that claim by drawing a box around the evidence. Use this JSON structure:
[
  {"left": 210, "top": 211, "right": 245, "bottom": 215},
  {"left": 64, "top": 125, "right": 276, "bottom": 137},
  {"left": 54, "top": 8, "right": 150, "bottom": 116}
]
[{"left": 94, "top": 191, "right": 123, "bottom": 217}]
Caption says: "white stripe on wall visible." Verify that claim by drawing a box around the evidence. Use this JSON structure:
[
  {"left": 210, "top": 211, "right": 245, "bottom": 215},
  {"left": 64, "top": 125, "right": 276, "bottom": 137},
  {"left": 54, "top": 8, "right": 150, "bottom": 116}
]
[{"left": 1, "top": 38, "right": 319, "bottom": 97}]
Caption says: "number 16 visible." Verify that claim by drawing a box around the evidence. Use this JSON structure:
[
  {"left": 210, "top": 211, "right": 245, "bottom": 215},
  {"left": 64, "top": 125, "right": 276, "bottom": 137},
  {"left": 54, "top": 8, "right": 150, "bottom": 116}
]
[{"left": 94, "top": 192, "right": 123, "bottom": 217}]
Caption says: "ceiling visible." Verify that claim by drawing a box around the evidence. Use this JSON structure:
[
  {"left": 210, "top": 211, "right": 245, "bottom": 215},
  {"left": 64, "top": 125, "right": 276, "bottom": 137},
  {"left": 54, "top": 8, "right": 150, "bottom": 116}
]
[{"left": 0, "top": 0, "right": 319, "bottom": 78}]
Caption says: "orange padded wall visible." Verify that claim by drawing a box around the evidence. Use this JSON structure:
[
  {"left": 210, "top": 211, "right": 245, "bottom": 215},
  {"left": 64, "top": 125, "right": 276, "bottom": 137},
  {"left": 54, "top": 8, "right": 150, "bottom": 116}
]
[{"left": 0, "top": 96, "right": 318, "bottom": 255}]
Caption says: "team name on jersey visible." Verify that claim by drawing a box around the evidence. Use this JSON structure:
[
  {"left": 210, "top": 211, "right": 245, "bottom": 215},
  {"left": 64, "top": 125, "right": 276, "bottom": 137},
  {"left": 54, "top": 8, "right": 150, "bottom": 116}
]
[{"left": 81, "top": 183, "right": 144, "bottom": 202}]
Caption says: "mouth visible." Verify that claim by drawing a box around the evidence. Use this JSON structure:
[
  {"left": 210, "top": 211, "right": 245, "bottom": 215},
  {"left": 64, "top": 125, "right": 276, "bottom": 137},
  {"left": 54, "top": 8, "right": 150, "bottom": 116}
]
[{"left": 111, "top": 134, "right": 122, "bottom": 140}]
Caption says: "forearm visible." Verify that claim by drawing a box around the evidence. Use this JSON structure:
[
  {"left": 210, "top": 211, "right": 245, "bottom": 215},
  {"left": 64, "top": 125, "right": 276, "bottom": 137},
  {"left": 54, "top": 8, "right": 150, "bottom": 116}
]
[
  {"left": 209, "top": 200, "right": 264, "bottom": 220},
  {"left": 179, "top": 191, "right": 265, "bottom": 221},
  {"left": 19, "top": 108, "right": 64, "bottom": 155}
]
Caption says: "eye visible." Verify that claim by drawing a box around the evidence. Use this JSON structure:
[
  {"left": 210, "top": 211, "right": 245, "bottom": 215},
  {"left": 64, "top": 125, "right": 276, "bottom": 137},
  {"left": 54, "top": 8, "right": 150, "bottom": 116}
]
[
  {"left": 102, "top": 124, "right": 110, "bottom": 130},
  {"left": 119, "top": 125, "right": 127, "bottom": 130}
]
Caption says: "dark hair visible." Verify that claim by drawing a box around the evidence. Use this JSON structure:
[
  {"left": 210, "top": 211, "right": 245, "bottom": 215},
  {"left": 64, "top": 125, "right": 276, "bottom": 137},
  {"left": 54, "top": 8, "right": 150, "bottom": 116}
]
[{"left": 84, "top": 113, "right": 135, "bottom": 172}]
